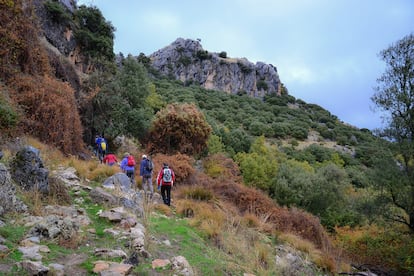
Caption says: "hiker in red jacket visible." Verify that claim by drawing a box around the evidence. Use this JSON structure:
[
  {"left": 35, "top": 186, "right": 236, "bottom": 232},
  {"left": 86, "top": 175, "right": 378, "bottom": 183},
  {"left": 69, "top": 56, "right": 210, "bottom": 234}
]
[
  {"left": 103, "top": 152, "right": 118, "bottom": 166},
  {"left": 156, "top": 163, "right": 175, "bottom": 206}
]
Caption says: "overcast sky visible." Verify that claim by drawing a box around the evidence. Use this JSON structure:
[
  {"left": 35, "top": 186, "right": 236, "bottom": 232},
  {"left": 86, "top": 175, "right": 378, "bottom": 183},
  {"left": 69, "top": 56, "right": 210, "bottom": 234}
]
[{"left": 77, "top": 0, "right": 414, "bottom": 130}]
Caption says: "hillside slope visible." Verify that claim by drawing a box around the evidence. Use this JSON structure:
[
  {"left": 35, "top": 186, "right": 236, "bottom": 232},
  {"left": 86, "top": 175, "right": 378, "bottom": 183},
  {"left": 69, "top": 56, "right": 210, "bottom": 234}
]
[{"left": 0, "top": 138, "right": 344, "bottom": 275}]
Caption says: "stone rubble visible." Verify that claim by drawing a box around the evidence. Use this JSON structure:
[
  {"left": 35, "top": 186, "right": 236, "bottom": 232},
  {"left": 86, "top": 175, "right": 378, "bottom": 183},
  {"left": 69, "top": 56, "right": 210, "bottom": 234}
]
[{"left": 0, "top": 148, "right": 195, "bottom": 275}]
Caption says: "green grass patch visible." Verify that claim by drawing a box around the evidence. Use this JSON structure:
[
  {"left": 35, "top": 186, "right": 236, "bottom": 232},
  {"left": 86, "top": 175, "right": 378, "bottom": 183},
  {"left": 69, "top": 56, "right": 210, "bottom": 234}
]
[
  {"left": 147, "top": 214, "right": 243, "bottom": 275},
  {"left": 0, "top": 223, "right": 27, "bottom": 264},
  {"left": 0, "top": 223, "right": 27, "bottom": 244}
]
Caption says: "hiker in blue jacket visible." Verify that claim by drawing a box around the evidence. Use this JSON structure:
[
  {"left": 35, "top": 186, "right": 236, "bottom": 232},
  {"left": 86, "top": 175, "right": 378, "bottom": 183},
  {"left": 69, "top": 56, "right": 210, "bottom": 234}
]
[
  {"left": 94, "top": 135, "right": 102, "bottom": 157},
  {"left": 140, "top": 154, "right": 154, "bottom": 198}
]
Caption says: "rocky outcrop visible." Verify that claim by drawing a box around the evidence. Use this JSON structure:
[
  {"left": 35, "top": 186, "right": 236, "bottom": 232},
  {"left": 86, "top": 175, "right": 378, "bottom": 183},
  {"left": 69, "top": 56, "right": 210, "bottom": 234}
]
[
  {"left": 33, "top": 0, "right": 78, "bottom": 57},
  {"left": 10, "top": 146, "right": 49, "bottom": 193},
  {"left": 0, "top": 163, "right": 28, "bottom": 216},
  {"left": 149, "top": 38, "right": 281, "bottom": 98}
]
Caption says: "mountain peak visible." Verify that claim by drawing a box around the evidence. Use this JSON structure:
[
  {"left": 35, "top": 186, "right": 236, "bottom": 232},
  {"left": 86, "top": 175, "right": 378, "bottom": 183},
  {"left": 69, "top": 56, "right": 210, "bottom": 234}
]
[{"left": 149, "top": 38, "right": 281, "bottom": 97}]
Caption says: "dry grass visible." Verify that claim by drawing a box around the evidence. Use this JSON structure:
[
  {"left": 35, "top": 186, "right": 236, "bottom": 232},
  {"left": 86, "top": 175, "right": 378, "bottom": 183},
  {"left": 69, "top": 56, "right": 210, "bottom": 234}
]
[
  {"left": 241, "top": 213, "right": 261, "bottom": 228},
  {"left": 85, "top": 163, "right": 122, "bottom": 183},
  {"left": 176, "top": 199, "right": 225, "bottom": 238},
  {"left": 178, "top": 185, "right": 214, "bottom": 201},
  {"left": 279, "top": 233, "right": 323, "bottom": 260},
  {"left": 20, "top": 189, "right": 44, "bottom": 216},
  {"left": 0, "top": 148, "right": 14, "bottom": 164},
  {"left": 153, "top": 203, "right": 173, "bottom": 216},
  {"left": 65, "top": 156, "right": 122, "bottom": 183},
  {"left": 174, "top": 198, "right": 278, "bottom": 274},
  {"left": 278, "top": 232, "right": 341, "bottom": 273},
  {"left": 26, "top": 136, "right": 67, "bottom": 168}
]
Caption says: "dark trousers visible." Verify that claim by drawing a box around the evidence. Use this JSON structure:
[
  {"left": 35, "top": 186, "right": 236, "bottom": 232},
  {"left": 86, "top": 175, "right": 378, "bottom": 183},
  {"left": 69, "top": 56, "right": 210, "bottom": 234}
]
[
  {"left": 126, "top": 170, "right": 135, "bottom": 184},
  {"left": 161, "top": 185, "right": 171, "bottom": 206}
]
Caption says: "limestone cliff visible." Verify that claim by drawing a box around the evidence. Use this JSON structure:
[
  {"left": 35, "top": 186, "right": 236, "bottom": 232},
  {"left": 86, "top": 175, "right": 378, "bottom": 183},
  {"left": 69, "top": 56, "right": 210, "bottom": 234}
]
[{"left": 149, "top": 38, "right": 282, "bottom": 97}]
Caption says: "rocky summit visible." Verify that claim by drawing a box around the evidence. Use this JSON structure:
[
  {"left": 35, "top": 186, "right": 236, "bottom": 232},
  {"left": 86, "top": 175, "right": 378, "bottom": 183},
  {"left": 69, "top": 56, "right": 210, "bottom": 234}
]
[{"left": 149, "top": 38, "right": 281, "bottom": 98}]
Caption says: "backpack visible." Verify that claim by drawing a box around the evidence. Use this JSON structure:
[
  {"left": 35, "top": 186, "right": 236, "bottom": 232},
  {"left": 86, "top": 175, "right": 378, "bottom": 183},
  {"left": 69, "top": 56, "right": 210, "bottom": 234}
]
[
  {"left": 100, "top": 141, "right": 107, "bottom": 151},
  {"left": 162, "top": 168, "right": 172, "bottom": 183},
  {"left": 145, "top": 159, "right": 153, "bottom": 172},
  {"left": 127, "top": 155, "right": 135, "bottom": 166}
]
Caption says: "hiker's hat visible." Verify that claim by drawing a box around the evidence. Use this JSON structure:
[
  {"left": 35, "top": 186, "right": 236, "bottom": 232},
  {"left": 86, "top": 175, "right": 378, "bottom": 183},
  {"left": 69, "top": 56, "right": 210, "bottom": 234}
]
[{"left": 142, "top": 154, "right": 147, "bottom": 159}]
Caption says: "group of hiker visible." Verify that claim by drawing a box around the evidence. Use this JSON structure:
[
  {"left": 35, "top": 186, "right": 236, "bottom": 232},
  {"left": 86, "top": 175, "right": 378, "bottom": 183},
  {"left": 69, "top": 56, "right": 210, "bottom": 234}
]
[{"left": 93, "top": 135, "right": 175, "bottom": 206}]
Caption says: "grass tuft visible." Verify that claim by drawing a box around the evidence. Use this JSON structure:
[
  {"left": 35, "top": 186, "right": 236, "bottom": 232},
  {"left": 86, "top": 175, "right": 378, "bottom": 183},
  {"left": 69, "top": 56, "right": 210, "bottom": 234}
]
[{"left": 180, "top": 185, "right": 214, "bottom": 201}]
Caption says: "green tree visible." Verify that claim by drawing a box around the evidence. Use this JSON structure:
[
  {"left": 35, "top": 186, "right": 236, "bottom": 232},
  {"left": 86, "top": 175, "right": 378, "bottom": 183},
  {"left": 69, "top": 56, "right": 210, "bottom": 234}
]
[
  {"left": 74, "top": 5, "right": 115, "bottom": 61},
  {"left": 371, "top": 33, "right": 414, "bottom": 231},
  {"left": 270, "top": 160, "right": 315, "bottom": 207},
  {"left": 93, "top": 56, "right": 153, "bottom": 139},
  {"left": 207, "top": 134, "right": 225, "bottom": 155},
  {"left": 235, "top": 136, "right": 279, "bottom": 192},
  {"left": 220, "top": 128, "right": 252, "bottom": 155}
]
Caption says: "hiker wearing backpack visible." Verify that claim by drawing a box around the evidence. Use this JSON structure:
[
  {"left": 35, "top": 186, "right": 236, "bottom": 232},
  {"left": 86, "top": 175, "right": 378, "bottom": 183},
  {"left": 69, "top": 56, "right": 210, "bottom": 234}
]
[
  {"left": 120, "top": 152, "right": 136, "bottom": 184},
  {"left": 156, "top": 163, "right": 175, "bottom": 206},
  {"left": 94, "top": 135, "right": 102, "bottom": 157},
  {"left": 140, "top": 154, "right": 154, "bottom": 198},
  {"left": 103, "top": 152, "right": 118, "bottom": 166},
  {"left": 98, "top": 136, "right": 107, "bottom": 163}
]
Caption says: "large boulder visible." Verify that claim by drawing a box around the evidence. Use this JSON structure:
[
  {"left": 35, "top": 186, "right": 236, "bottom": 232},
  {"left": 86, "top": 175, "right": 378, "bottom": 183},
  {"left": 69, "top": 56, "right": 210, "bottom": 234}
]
[
  {"left": 10, "top": 146, "right": 49, "bottom": 193},
  {"left": 102, "top": 173, "right": 132, "bottom": 192},
  {"left": 0, "top": 163, "right": 28, "bottom": 216}
]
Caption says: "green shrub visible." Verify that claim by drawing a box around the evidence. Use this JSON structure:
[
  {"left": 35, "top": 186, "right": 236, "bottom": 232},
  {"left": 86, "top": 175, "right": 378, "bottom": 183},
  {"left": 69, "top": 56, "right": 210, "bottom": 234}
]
[
  {"left": 44, "top": 0, "right": 72, "bottom": 23},
  {"left": 0, "top": 93, "right": 18, "bottom": 129},
  {"left": 257, "top": 80, "right": 268, "bottom": 91},
  {"left": 218, "top": 51, "right": 227, "bottom": 58},
  {"left": 237, "top": 62, "right": 253, "bottom": 74},
  {"left": 195, "top": 50, "right": 211, "bottom": 60},
  {"left": 179, "top": 56, "right": 192, "bottom": 66},
  {"left": 207, "top": 134, "right": 225, "bottom": 154}
]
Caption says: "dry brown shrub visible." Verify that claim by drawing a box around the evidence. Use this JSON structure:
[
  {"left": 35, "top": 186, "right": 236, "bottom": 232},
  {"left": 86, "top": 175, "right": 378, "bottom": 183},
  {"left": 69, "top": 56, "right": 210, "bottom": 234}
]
[
  {"left": 147, "top": 103, "right": 211, "bottom": 155},
  {"left": 1, "top": 1, "right": 86, "bottom": 156},
  {"left": 47, "top": 176, "right": 71, "bottom": 205},
  {"left": 0, "top": 0, "right": 50, "bottom": 79},
  {"left": 203, "top": 153, "right": 242, "bottom": 183},
  {"left": 210, "top": 180, "right": 333, "bottom": 251},
  {"left": 9, "top": 74, "right": 85, "bottom": 155}
]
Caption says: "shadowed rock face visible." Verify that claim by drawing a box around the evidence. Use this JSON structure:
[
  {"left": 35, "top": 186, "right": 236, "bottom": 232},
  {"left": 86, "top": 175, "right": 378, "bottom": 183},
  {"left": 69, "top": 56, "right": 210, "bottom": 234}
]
[
  {"left": 149, "top": 38, "right": 281, "bottom": 98},
  {"left": 10, "top": 146, "right": 49, "bottom": 194}
]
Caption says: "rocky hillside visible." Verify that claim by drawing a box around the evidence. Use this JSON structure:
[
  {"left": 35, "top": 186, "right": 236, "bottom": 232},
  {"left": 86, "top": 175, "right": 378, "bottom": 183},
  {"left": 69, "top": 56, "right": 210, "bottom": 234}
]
[
  {"left": 150, "top": 38, "right": 282, "bottom": 98},
  {"left": 0, "top": 142, "right": 340, "bottom": 275}
]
